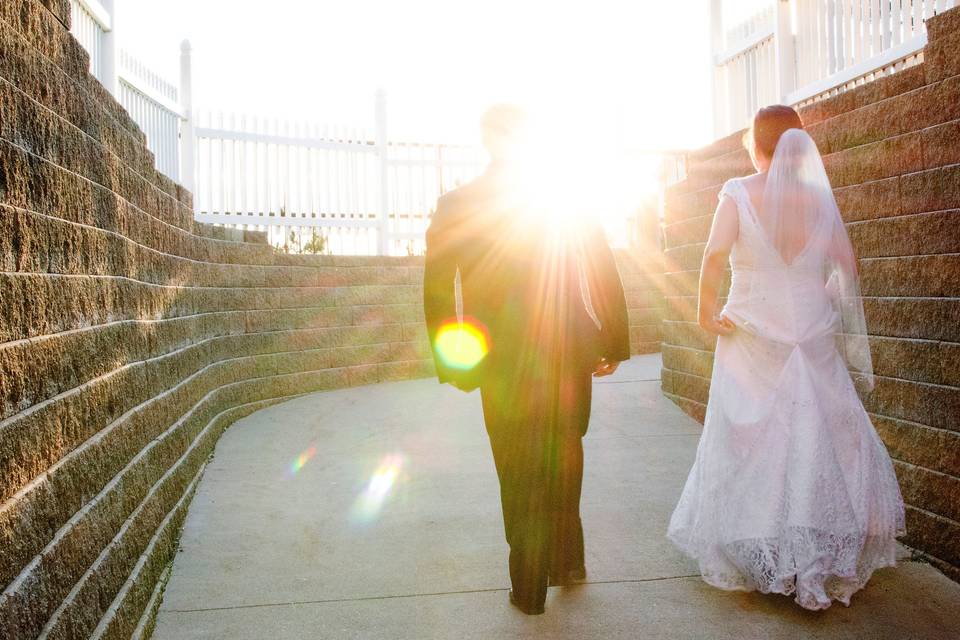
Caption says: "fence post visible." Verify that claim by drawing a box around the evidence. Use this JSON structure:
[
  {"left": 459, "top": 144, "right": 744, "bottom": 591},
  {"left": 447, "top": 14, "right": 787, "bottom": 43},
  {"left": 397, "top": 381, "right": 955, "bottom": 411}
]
[
  {"left": 774, "top": 0, "right": 796, "bottom": 103},
  {"left": 375, "top": 89, "right": 390, "bottom": 256},
  {"left": 709, "top": 0, "right": 724, "bottom": 137},
  {"left": 100, "top": 0, "right": 118, "bottom": 95},
  {"left": 179, "top": 40, "right": 195, "bottom": 193}
]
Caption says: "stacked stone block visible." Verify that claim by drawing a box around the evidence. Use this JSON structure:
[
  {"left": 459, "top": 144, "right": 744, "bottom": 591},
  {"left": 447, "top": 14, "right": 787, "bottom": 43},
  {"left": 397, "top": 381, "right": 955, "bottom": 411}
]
[
  {"left": 660, "top": 7, "right": 960, "bottom": 582},
  {"left": 0, "top": 2, "right": 661, "bottom": 637},
  {"left": 617, "top": 248, "right": 665, "bottom": 355}
]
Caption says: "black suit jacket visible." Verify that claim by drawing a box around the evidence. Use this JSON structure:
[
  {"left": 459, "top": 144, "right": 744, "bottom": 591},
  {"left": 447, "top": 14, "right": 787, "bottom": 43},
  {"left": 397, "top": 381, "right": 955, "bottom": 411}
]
[{"left": 423, "top": 166, "right": 631, "bottom": 391}]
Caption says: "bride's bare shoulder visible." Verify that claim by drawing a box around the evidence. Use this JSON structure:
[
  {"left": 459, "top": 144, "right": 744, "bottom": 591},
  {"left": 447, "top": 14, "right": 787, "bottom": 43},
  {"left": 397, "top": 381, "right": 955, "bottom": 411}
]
[
  {"left": 726, "top": 172, "right": 764, "bottom": 188},
  {"left": 739, "top": 173, "right": 766, "bottom": 197}
]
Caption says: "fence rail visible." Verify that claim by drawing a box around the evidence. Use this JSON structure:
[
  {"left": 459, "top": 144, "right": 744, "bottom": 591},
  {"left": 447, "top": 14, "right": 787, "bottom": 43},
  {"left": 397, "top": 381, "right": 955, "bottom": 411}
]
[{"left": 712, "top": 0, "right": 956, "bottom": 137}]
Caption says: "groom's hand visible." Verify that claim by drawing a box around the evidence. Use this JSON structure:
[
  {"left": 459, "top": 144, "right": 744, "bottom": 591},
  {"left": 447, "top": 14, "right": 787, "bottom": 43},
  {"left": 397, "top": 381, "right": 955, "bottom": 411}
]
[
  {"left": 593, "top": 358, "right": 619, "bottom": 377},
  {"left": 446, "top": 376, "right": 477, "bottom": 393}
]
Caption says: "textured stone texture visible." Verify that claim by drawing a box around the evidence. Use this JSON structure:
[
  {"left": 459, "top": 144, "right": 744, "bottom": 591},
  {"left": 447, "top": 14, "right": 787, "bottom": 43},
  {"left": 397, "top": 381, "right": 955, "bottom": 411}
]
[
  {"left": 616, "top": 248, "right": 665, "bottom": 355},
  {"left": 661, "top": 6, "right": 960, "bottom": 581},
  {"left": 0, "top": 3, "right": 663, "bottom": 637}
]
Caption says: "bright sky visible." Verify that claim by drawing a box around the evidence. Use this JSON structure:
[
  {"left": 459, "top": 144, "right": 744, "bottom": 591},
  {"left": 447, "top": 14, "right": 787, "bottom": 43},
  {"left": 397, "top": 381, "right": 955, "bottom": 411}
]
[{"left": 119, "top": 0, "right": 716, "bottom": 150}]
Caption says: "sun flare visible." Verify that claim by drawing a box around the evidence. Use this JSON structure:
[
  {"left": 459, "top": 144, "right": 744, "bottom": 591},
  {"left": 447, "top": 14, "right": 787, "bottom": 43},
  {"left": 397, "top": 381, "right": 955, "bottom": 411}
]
[
  {"left": 434, "top": 319, "right": 490, "bottom": 371},
  {"left": 350, "top": 454, "right": 407, "bottom": 526},
  {"left": 500, "top": 117, "right": 665, "bottom": 236}
]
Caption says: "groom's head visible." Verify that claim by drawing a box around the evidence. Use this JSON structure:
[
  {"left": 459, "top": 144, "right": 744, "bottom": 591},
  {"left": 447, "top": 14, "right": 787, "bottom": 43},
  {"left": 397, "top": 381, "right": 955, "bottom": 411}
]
[{"left": 480, "top": 104, "right": 529, "bottom": 165}]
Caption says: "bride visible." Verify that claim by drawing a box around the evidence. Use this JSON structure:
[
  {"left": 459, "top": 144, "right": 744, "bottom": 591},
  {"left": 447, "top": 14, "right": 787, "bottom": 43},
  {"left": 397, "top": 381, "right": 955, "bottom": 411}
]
[{"left": 667, "top": 105, "right": 905, "bottom": 610}]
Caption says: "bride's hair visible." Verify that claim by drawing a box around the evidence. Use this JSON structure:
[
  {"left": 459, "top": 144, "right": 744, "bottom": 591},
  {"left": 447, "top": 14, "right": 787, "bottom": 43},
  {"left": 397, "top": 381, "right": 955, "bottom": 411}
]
[{"left": 743, "top": 105, "right": 804, "bottom": 159}]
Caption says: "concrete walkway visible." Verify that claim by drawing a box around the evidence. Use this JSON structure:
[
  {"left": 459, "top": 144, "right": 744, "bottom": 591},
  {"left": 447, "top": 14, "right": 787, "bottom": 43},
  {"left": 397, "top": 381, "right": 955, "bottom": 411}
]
[{"left": 153, "top": 355, "right": 960, "bottom": 639}]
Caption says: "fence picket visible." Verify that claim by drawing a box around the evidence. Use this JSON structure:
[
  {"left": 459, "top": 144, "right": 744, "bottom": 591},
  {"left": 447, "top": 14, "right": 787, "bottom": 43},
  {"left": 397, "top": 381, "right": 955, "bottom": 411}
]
[
  {"left": 284, "top": 120, "right": 293, "bottom": 219},
  {"left": 854, "top": 0, "right": 870, "bottom": 64}
]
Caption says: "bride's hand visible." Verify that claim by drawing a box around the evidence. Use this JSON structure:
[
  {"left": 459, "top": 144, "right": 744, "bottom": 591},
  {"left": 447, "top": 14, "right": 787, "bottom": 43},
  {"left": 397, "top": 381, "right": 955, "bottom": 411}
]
[{"left": 699, "top": 314, "right": 736, "bottom": 336}]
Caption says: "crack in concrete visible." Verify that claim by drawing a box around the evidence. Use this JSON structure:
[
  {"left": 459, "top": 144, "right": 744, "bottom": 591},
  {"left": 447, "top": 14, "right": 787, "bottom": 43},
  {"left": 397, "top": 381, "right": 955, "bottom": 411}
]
[{"left": 160, "top": 574, "right": 703, "bottom": 614}]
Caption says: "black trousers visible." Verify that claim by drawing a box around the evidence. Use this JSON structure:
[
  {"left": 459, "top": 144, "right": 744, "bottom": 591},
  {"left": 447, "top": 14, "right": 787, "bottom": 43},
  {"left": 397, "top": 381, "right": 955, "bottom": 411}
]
[{"left": 480, "top": 370, "right": 593, "bottom": 608}]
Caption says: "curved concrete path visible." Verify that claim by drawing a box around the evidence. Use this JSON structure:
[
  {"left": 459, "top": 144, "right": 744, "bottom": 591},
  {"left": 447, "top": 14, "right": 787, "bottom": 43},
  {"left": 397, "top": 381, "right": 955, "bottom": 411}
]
[{"left": 153, "top": 355, "right": 960, "bottom": 639}]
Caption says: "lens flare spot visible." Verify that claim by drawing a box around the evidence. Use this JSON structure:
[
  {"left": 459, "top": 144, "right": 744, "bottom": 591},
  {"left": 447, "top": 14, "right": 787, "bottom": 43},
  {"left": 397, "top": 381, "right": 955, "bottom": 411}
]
[
  {"left": 288, "top": 445, "right": 318, "bottom": 476},
  {"left": 434, "top": 319, "right": 489, "bottom": 370},
  {"left": 350, "top": 454, "right": 406, "bottom": 526}
]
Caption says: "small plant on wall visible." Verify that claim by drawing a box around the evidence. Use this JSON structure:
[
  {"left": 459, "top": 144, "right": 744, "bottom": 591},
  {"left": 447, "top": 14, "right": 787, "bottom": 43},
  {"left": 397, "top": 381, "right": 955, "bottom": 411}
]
[
  {"left": 405, "top": 240, "right": 425, "bottom": 257},
  {"left": 303, "top": 232, "right": 327, "bottom": 255}
]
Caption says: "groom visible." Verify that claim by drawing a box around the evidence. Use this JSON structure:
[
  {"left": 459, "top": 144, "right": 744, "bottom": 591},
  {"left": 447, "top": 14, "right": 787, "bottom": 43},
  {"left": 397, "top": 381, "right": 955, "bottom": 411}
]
[{"left": 423, "top": 105, "right": 631, "bottom": 614}]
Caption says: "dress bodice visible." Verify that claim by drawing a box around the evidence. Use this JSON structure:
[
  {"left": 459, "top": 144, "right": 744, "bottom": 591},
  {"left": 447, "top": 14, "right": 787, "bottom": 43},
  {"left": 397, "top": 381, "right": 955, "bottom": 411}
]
[{"left": 718, "top": 179, "right": 839, "bottom": 344}]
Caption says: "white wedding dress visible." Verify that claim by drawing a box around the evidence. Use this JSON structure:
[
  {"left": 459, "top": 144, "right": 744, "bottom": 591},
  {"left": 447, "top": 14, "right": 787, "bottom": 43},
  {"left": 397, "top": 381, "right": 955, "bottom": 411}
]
[{"left": 667, "top": 130, "right": 905, "bottom": 611}]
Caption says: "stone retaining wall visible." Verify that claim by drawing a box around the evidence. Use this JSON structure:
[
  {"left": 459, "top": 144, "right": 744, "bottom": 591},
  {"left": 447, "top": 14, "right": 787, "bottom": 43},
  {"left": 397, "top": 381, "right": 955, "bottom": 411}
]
[
  {"left": 661, "top": 7, "right": 960, "bottom": 581},
  {"left": 618, "top": 248, "right": 665, "bottom": 356},
  {"left": 0, "top": 2, "right": 662, "bottom": 637}
]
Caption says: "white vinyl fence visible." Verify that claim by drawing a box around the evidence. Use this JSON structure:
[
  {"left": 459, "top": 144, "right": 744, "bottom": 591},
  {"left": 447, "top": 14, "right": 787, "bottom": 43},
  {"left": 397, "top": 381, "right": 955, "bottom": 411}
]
[
  {"left": 69, "top": 0, "right": 113, "bottom": 86},
  {"left": 117, "top": 49, "right": 185, "bottom": 181},
  {"left": 192, "top": 94, "right": 485, "bottom": 256},
  {"left": 66, "top": 4, "right": 484, "bottom": 256},
  {"left": 69, "top": 0, "right": 187, "bottom": 183},
  {"left": 712, "top": 0, "right": 957, "bottom": 137}
]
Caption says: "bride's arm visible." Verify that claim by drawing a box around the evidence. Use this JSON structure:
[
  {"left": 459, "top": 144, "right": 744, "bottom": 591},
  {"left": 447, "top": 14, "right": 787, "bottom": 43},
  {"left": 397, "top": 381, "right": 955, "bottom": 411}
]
[{"left": 698, "top": 196, "right": 738, "bottom": 337}]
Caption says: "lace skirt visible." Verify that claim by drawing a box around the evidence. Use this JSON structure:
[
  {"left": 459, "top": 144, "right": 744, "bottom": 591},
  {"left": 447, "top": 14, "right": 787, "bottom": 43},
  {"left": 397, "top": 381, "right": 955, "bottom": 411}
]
[{"left": 667, "top": 327, "right": 905, "bottom": 610}]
